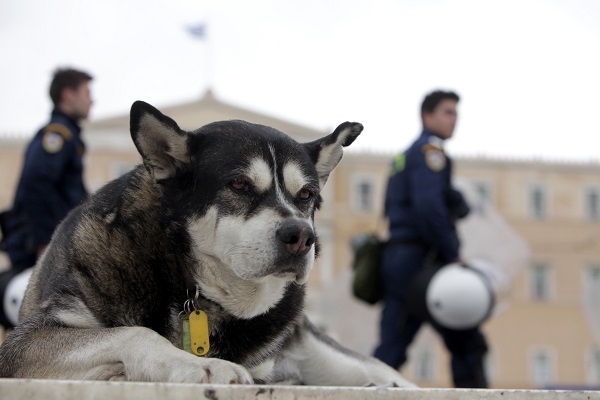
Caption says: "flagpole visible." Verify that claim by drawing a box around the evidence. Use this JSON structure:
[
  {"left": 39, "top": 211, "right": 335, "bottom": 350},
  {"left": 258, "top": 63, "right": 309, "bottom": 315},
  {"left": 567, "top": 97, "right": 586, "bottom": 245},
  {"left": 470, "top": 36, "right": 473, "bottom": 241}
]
[
  {"left": 205, "top": 19, "right": 213, "bottom": 91},
  {"left": 186, "top": 21, "right": 211, "bottom": 93}
]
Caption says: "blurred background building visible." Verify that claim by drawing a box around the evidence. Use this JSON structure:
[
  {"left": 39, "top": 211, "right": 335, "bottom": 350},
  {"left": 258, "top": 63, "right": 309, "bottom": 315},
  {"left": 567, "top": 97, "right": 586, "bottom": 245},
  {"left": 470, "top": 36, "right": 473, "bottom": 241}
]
[{"left": 1, "top": 93, "right": 599, "bottom": 389}]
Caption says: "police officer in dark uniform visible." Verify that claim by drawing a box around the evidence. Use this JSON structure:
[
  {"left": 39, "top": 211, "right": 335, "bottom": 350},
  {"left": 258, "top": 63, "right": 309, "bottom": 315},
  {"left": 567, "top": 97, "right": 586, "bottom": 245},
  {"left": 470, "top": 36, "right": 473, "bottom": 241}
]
[
  {"left": 373, "top": 90, "right": 488, "bottom": 388},
  {"left": 0, "top": 68, "right": 93, "bottom": 326}
]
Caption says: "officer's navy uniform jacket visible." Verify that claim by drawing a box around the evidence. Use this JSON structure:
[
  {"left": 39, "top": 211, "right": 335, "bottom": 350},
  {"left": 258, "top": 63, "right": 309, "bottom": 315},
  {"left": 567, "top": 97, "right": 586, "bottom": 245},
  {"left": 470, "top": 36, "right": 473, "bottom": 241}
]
[
  {"left": 374, "top": 129, "right": 488, "bottom": 388},
  {"left": 3, "top": 110, "right": 87, "bottom": 269},
  {"left": 385, "top": 129, "right": 459, "bottom": 263}
]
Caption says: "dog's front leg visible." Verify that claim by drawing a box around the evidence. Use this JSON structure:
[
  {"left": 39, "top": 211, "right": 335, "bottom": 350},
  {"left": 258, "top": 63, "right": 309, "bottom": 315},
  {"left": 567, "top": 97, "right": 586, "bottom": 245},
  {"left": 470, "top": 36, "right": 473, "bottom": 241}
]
[
  {"left": 0, "top": 323, "right": 252, "bottom": 384},
  {"left": 273, "top": 316, "right": 416, "bottom": 387}
]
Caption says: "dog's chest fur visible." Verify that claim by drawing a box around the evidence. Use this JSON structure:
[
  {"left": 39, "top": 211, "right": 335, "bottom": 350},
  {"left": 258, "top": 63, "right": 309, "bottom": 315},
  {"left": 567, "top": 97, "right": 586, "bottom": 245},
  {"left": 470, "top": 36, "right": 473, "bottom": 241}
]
[{"left": 176, "top": 283, "right": 304, "bottom": 366}]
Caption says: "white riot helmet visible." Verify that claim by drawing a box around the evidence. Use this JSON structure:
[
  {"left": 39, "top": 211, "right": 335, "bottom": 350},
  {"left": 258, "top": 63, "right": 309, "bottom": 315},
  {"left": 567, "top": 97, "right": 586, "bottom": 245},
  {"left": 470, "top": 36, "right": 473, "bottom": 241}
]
[
  {"left": 2, "top": 268, "right": 33, "bottom": 327},
  {"left": 426, "top": 262, "right": 494, "bottom": 330}
]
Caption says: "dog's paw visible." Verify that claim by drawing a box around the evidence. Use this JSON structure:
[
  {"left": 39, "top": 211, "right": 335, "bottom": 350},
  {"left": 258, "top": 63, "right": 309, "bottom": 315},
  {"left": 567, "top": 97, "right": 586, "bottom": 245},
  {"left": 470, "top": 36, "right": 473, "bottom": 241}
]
[
  {"left": 364, "top": 380, "right": 415, "bottom": 388},
  {"left": 166, "top": 356, "right": 253, "bottom": 384},
  {"left": 364, "top": 361, "right": 417, "bottom": 388}
]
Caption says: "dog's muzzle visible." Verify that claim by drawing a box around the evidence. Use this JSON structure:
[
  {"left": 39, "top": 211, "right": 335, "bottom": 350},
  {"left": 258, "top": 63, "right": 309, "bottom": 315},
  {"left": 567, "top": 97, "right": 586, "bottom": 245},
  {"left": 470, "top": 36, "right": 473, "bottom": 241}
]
[
  {"left": 276, "top": 220, "right": 315, "bottom": 257},
  {"left": 272, "top": 219, "right": 315, "bottom": 284}
]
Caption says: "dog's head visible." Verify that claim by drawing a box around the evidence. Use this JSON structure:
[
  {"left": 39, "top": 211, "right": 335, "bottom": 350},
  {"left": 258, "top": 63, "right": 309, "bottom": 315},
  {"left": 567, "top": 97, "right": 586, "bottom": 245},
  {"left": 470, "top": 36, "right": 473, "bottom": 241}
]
[{"left": 129, "top": 101, "right": 362, "bottom": 315}]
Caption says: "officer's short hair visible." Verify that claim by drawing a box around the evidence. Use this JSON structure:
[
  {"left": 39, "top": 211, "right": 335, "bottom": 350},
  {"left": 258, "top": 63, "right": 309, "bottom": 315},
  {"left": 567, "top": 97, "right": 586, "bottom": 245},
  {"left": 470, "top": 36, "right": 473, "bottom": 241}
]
[
  {"left": 421, "top": 90, "right": 460, "bottom": 117},
  {"left": 49, "top": 68, "right": 93, "bottom": 107}
]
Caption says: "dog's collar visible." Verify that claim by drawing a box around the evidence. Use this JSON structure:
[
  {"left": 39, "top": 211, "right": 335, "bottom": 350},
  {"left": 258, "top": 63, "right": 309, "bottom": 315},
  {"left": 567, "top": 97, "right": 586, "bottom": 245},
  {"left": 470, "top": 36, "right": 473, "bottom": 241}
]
[{"left": 183, "top": 285, "right": 221, "bottom": 309}]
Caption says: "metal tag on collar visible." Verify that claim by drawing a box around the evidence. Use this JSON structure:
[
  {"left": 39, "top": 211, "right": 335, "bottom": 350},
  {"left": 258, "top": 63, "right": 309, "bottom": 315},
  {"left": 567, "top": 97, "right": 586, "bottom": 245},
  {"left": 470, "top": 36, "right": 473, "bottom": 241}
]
[
  {"left": 180, "top": 287, "right": 210, "bottom": 357},
  {"left": 189, "top": 309, "right": 210, "bottom": 356}
]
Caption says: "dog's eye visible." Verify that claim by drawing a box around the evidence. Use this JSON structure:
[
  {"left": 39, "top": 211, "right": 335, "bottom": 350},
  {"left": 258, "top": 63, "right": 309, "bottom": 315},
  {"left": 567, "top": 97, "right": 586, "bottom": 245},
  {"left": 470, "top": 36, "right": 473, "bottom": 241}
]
[
  {"left": 298, "top": 189, "right": 313, "bottom": 201},
  {"left": 231, "top": 178, "right": 250, "bottom": 192}
]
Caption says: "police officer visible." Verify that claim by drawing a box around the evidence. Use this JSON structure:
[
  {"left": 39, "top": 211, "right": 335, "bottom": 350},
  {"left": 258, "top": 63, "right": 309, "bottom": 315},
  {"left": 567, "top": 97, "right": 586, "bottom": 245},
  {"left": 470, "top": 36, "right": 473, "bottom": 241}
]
[
  {"left": 373, "top": 90, "right": 488, "bottom": 388},
  {"left": 1, "top": 68, "right": 92, "bottom": 280}
]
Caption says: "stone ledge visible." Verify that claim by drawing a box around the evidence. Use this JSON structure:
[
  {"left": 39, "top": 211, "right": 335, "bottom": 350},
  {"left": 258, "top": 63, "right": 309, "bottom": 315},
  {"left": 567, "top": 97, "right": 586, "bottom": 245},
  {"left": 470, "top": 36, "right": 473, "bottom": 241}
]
[{"left": 1, "top": 380, "right": 599, "bottom": 400}]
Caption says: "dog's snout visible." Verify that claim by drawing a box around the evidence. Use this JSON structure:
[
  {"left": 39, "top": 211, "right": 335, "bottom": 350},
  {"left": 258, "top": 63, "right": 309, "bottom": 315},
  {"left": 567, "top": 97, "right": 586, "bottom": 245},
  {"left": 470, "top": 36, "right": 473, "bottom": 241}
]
[{"left": 277, "top": 220, "right": 315, "bottom": 256}]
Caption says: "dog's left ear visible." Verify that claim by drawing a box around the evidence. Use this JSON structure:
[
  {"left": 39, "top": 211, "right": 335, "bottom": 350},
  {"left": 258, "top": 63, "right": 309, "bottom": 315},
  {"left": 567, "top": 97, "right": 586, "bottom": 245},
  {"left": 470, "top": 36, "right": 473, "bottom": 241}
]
[
  {"left": 304, "top": 122, "right": 363, "bottom": 189},
  {"left": 130, "top": 101, "right": 190, "bottom": 182}
]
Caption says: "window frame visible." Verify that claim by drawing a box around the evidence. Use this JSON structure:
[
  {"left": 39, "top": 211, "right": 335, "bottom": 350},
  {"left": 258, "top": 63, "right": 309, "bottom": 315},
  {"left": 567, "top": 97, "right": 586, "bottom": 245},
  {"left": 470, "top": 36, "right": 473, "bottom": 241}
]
[
  {"left": 111, "top": 162, "right": 136, "bottom": 180},
  {"left": 584, "top": 186, "right": 600, "bottom": 221},
  {"left": 351, "top": 174, "right": 377, "bottom": 213},
  {"left": 529, "top": 262, "right": 553, "bottom": 302},
  {"left": 586, "top": 346, "right": 600, "bottom": 385},
  {"left": 413, "top": 347, "right": 435, "bottom": 382},
  {"left": 529, "top": 347, "right": 556, "bottom": 388},
  {"left": 528, "top": 183, "right": 548, "bottom": 219}
]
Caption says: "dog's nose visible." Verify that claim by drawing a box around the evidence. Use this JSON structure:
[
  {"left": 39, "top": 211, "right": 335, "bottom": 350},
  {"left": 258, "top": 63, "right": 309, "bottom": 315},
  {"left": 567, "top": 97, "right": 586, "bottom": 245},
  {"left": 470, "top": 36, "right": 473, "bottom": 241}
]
[{"left": 276, "top": 220, "right": 315, "bottom": 256}]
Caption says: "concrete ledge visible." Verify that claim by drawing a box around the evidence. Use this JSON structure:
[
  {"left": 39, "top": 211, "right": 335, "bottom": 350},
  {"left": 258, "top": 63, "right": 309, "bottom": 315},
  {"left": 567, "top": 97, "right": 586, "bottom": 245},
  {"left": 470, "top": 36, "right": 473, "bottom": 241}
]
[{"left": 0, "top": 380, "right": 599, "bottom": 400}]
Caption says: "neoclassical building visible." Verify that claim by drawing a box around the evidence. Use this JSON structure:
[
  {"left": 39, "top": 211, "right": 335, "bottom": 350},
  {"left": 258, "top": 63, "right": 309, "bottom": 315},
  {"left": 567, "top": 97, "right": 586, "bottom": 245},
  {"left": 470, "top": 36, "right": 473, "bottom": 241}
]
[{"left": 1, "top": 91, "right": 598, "bottom": 389}]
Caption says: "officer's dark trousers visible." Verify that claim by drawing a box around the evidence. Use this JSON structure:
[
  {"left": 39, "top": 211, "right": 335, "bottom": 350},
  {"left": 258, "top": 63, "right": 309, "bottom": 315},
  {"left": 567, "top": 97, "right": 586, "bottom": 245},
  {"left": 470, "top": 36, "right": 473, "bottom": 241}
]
[{"left": 373, "top": 243, "right": 489, "bottom": 388}]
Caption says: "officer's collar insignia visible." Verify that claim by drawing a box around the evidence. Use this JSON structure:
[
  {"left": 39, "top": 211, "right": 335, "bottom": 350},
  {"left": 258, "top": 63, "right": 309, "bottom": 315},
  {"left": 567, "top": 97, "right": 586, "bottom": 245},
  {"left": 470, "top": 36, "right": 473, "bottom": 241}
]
[
  {"left": 42, "top": 132, "right": 64, "bottom": 154},
  {"left": 428, "top": 135, "right": 444, "bottom": 149}
]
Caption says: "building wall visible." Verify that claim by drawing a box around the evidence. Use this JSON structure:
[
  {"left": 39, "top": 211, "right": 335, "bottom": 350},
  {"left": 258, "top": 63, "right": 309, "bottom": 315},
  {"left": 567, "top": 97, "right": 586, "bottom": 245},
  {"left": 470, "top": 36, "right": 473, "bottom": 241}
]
[
  {"left": 0, "top": 140, "right": 27, "bottom": 211},
  {"left": 331, "top": 153, "right": 600, "bottom": 389}
]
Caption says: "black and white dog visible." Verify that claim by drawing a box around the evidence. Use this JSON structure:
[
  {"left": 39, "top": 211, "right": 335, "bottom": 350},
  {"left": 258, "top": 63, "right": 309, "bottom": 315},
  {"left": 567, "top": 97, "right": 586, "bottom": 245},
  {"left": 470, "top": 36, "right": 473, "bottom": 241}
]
[{"left": 0, "top": 101, "right": 414, "bottom": 387}]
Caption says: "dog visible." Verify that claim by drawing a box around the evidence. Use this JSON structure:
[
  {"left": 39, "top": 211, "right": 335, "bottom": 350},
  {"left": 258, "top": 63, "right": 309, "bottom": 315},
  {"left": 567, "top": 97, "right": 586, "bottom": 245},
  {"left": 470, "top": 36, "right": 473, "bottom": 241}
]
[{"left": 0, "top": 101, "right": 414, "bottom": 387}]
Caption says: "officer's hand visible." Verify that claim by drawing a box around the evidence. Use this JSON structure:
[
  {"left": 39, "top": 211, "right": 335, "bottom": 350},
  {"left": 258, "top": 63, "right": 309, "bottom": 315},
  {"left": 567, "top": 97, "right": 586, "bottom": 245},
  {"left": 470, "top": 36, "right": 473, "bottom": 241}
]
[{"left": 455, "top": 258, "right": 467, "bottom": 267}]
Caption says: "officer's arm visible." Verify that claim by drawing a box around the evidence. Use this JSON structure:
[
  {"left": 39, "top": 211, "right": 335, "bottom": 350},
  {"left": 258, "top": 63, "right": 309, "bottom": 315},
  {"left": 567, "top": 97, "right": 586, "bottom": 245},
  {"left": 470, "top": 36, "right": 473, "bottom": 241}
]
[
  {"left": 408, "top": 151, "right": 459, "bottom": 262},
  {"left": 19, "top": 133, "right": 75, "bottom": 250}
]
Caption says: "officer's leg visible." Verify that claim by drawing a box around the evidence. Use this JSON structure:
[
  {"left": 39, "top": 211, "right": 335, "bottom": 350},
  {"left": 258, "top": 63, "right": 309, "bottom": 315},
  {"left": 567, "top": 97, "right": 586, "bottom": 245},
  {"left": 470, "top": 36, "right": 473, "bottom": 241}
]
[
  {"left": 434, "top": 323, "right": 489, "bottom": 388},
  {"left": 374, "top": 298, "right": 422, "bottom": 368},
  {"left": 373, "top": 244, "right": 426, "bottom": 369}
]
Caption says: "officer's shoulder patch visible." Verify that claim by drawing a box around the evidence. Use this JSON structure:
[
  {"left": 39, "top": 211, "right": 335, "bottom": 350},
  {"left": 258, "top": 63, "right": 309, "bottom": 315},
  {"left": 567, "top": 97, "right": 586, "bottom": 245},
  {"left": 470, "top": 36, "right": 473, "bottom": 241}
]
[
  {"left": 42, "top": 132, "right": 65, "bottom": 153},
  {"left": 422, "top": 144, "right": 446, "bottom": 172},
  {"left": 43, "top": 123, "right": 73, "bottom": 140},
  {"left": 422, "top": 143, "right": 442, "bottom": 153}
]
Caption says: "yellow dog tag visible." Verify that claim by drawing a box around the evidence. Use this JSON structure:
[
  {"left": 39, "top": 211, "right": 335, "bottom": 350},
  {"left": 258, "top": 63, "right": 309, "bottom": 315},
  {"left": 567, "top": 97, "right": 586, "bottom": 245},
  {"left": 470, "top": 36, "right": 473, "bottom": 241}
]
[{"left": 189, "top": 310, "right": 210, "bottom": 356}]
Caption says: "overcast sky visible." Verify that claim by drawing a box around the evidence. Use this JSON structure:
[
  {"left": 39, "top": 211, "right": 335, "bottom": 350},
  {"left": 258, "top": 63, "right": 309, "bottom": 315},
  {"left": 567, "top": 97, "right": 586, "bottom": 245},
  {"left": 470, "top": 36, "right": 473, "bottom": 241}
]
[{"left": 1, "top": 0, "right": 599, "bottom": 161}]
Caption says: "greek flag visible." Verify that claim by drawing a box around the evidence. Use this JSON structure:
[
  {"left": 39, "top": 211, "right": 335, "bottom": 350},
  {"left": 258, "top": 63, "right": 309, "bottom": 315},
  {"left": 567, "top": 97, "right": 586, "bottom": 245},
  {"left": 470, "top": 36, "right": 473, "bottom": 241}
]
[{"left": 186, "top": 23, "right": 207, "bottom": 39}]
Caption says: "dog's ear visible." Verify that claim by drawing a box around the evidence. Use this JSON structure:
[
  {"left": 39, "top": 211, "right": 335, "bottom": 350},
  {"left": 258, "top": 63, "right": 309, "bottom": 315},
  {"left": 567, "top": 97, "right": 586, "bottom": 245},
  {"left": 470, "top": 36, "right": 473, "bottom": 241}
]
[
  {"left": 130, "top": 101, "right": 190, "bottom": 181},
  {"left": 304, "top": 122, "right": 363, "bottom": 189}
]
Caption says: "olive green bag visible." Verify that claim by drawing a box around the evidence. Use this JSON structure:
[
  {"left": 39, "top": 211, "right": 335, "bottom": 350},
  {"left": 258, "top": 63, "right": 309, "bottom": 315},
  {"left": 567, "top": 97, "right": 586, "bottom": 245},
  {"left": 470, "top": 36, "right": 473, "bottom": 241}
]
[{"left": 351, "top": 234, "right": 385, "bottom": 305}]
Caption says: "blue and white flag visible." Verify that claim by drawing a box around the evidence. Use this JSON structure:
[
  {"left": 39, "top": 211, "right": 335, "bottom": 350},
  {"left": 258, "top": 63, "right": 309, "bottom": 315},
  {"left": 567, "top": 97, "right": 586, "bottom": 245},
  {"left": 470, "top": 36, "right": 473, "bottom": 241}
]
[{"left": 186, "top": 23, "right": 207, "bottom": 39}]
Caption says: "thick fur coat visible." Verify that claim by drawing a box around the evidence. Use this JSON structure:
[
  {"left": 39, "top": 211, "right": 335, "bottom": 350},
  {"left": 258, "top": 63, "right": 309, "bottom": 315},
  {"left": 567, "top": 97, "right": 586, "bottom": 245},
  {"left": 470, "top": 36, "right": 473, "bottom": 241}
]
[{"left": 0, "top": 101, "right": 414, "bottom": 387}]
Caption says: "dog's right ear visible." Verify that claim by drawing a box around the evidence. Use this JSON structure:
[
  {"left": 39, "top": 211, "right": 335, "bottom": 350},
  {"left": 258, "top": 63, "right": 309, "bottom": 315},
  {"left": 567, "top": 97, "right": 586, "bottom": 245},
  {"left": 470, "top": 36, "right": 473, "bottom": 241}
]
[
  {"left": 130, "top": 101, "right": 190, "bottom": 182},
  {"left": 303, "top": 122, "right": 363, "bottom": 189}
]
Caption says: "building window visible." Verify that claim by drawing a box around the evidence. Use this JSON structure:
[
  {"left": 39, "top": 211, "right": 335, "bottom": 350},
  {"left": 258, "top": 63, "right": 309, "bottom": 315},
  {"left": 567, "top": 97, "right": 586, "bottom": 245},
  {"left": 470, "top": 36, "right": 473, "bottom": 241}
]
[
  {"left": 472, "top": 181, "right": 492, "bottom": 214},
  {"left": 529, "top": 185, "right": 547, "bottom": 219},
  {"left": 587, "top": 347, "right": 600, "bottom": 385},
  {"left": 353, "top": 177, "right": 375, "bottom": 212},
  {"left": 112, "top": 162, "right": 136, "bottom": 179},
  {"left": 585, "top": 187, "right": 600, "bottom": 221},
  {"left": 587, "top": 264, "right": 600, "bottom": 285},
  {"left": 531, "top": 349, "right": 554, "bottom": 387},
  {"left": 530, "top": 263, "right": 551, "bottom": 301},
  {"left": 584, "top": 264, "right": 600, "bottom": 300},
  {"left": 474, "top": 181, "right": 491, "bottom": 203},
  {"left": 414, "top": 348, "right": 435, "bottom": 382}
]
